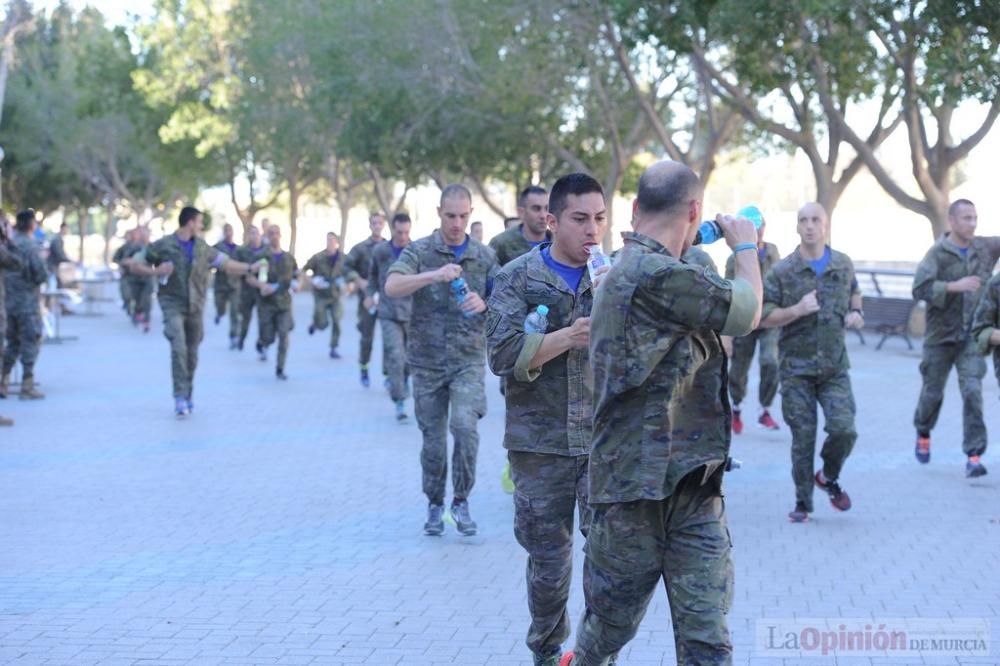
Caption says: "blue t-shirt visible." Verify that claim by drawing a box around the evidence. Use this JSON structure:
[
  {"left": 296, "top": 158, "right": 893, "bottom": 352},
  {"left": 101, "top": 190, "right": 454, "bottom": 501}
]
[
  {"left": 958, "top": 246, "right": 969, "bottom": 258},
  {"left": 449, "top": 236, "right": 470, "bottom": 261},
  {"left": 390, "top": 242, "right": 404, "bottom": 259},
  {"left": 177, "top": 237, "right": 195, "bottom": 263},
  {"left": 541, "top": 246, "right": 586, "bottom": 293},
  {"left": 808, "top": 246, "right": 832, "bottom": 277},
  {"left": 522, "top": 226, "right": 545, "bottom": 248},
  {"left": 327, "top": 250, "right": 340, "bottom": 266}
]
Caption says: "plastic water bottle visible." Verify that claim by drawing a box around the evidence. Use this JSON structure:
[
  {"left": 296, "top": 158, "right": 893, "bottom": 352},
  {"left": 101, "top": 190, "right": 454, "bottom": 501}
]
[
  {"left": 524, "top": 305, "right": 549, "bottom": 334},
  {"left": 368, "top": 292, "right": 380, "bottom": 316},
  {"left": 47, "top": 272, "right": 57, "bottom": 292},
  {"left": 334, "top": 276, "right": 345, "bottom": 290},
  {"left": 450, "top": 277, "right": 475, "bottom": 318},
  {"left": 257, "top": 258, "right": 269, "bottom": 283},
  {"left": 694, "top": 205, "right": 764, "bottom": 245},
  {"left": 587, "top": 245, "right": 610, "bottom": 283},
  {"left": 158, "top": 263, "right": 170, "bottom": 286}
]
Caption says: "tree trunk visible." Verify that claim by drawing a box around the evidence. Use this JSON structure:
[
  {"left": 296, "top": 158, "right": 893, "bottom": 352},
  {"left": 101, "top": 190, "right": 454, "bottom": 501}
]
[
  {"left": 288, "top": 174, "right": 299, "bottom": 256},
  {"left": 601, "top": 165, "right": 624, "bottom": 253},
  {"left": 103, "top": 202, "right": 115, "bottom": 265},
  {"left": 338, "top": 198, "right": 352, "bottom": 244},
  {"left": 77, "top": 208, "right": 89, "bottom": 264}
]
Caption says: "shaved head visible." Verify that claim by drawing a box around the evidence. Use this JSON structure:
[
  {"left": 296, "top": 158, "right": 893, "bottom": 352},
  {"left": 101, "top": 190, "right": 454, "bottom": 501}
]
[
  {"left": 797, "top": 201, "right": 828, "bottom": 223},
  {"left": 636, "top": 161, "right": 704, "bottom": 218}
]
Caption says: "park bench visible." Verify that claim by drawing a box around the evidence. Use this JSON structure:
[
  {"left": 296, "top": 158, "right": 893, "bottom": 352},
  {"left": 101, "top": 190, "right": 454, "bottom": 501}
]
[{"left": 857, "top": 295, "right": 915, "bottom": 350}]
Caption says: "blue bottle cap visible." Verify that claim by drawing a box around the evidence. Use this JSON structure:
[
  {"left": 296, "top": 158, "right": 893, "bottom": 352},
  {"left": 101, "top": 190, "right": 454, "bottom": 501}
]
[
  {"left": 736, "top": 205, "right": 764, "bottom": 228},
  {"left": 536, "top": 305, "right": 549, "bottom": 316}
]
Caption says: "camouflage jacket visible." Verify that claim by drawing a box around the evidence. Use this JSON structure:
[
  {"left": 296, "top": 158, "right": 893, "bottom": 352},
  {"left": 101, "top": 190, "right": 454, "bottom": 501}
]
[
  {"left": 763, "top": 246, "right": 860, "bottom": 377},
  {"left": 388, "top": 230, "right": 499, "bottom": 370},
  {"left": 367, "top": 240, "right": 412, "bottom": 322},
  {"left": 589, "top": 231, "right": 757, "bottom": 504},
  {"left": 143, "top": 233, "right": 228, "bottom": 314},
  {"left": 303, "top": 249, "right": 355, "bottom": 300},
  {"left": 486, "top": 244, "right": 594, "bottom": 457},
  {"left": 0, "top": 240, "right": 25, "bottom": 326},
  {"left": 913, "top": 234, "right": 1000, "bottom": 345},
  {"left": 345, "top": 237, "right": 383, "bottom": 291},
  {"left": 725, "top": 242, "right": 781, "bottom": 280},
  {"left": 3, "top": 232, "right": 47, "bottom": 315},
  {"left": 682, "top": 245, "right": 719, "bottom": 274},
  {"left": 257, "top": 250, "right": 298, "bottom": 311},
  {"left": 489, "top": 223, "right": 551, "bottom": 267},
  {"left": 236, "top": 244, "right": 267, "bottom": 287},
  {"left": 971, "top": 273, "right": 1000, "bottom": 379},
  {"left": 212, "top": 240, "right": 242, "bottom": 292},
  {"left": 112, "top": 241, "right": 138, "bottom": 275}
]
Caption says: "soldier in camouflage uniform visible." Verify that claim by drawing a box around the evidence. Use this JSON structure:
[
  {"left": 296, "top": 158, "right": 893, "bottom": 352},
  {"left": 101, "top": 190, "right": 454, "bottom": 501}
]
[
  {"left": 303, "top": 232, "right": 356, "bottom": 359},
  {"left": 489, "top": 186, "right": 551, "bottom": 490},
  {"left": 971, "top": 272, "right": 1000, "bottom": 397},
  {"left": 725, "top": 224, "right": 782, "bottom": 433},
  {"left": 236, "top": 226, "right": 266, "bottom": 351},
  {"left": 0, "top": 214, "right": 24, "bottom": 421},
  {"left": 247, "top": 225, "right": 297, "bottom": 379},
  {"left": 1, "top": 210, "right": 49, "bottom": 401},
  {"left": 212, "top": 223, "right": 243, "bottom": 348},
  {"left": 760, "top": 202, "right": 863, "bottom": 523},
  {"left": 385, "top": 184, "right": 499, "bottom": 537},
  {"left": 345, "top": 212, "right": 386, "bottom": 386},
  {"left": 112, "top": 228, "right": 139, "bottom": 318},
  {"left": 486, "top": 174, "right": 607, "bottom": 666},
  {"left": 128, "top": 206, "right": 257, "bottom": 417},
  {"left": 126, "top": 227, "right": 154, "bottom": 333},
  {"left": 912, "top": 199, "right": 1000, "bottom": 478},
  {"left": 366, "top": 213, "right": 413, "bottom": 421},
  {"left": 565, "top": 162, "right": 762, "bottom": 666},
  {"left": 489, "top": 185, "right": 551, "bottom": 266}
]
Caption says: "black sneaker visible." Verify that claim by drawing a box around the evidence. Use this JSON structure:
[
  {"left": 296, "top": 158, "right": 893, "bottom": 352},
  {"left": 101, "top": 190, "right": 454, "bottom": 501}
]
[
  {"left": 308, "top": 324, "right": 315, "bottom": 335},
  {"left": 424, "top": 504, "right": 445, "bottom": 536},
  {"left": 449, "top": 499, "right": 478, "bottom": 536},
  {"left": 276, "top": 368, "right": 288, "bottom": 381},
  {"left": 814, "top": 471, "right": 852, "bottom": 511},
  {"left": 360, "top": 366, "right": 370, "bottom": 388},
  {"left": 966, "top": 456, "right": 987, "bottom": 478},
  {"left": 788, "top": 502, "right": 810, "bottom": 523},
  {"left": 329, "top": 348, "right": 341, "bottom": 359},
  {"left": 256, "top": 342, "right": 267, "bottom": 362}
]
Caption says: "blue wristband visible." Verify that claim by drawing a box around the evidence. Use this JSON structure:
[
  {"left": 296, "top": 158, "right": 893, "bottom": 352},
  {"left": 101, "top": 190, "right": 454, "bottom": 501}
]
[{"left": 733, "top": 243, "right": 757, "bottom": 254}]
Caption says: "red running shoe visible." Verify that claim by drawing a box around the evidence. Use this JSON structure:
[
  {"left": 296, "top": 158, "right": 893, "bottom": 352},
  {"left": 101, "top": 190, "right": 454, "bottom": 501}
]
[
  {"left": 758, "top": 410, "right": 780, "bottom": 430},
  {"left": 732, "top": 410, "right": 744, "bottom": 435}
]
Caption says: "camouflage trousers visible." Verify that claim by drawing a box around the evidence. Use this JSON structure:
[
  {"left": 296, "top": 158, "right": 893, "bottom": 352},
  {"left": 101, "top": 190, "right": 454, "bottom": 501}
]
[
  {"left": 119, "top": 273, "right": 134, "bottom": 315},
  {"left": 258, "top": 304, "right": 293, "bottom": 371},
  {"left": 163, "top": 308, "right": 203, "bottom": 399},
  {"left": 509, "top": 451, "right": 591, "bottom": 659},
  {"left": 214, "top": 282, "right": 241, "bottom": 339},
  {"left": 3, "top": 309, "right": 42, "bottom": 378},
  {"left": 356, "top": 300, "right": 377, "bottom": 366},
  {"left": 913, "top": 340, "right": 987, "bottom": 457},
  {"left": 238, "top": 288, "right": 258, "bottom": 346},
  {"left": 572, "top": 468, "right": 733, "bottom": 665},
  {"left": 413, "top": 364, "right": 487, "bottom": 504},
  {"left": 380, "top": 318, "right": 409, "bottom": 402},
  {"left": 728, "top": 327, "right": 779, "bottom": 408},
  {"left": 781, "top": 371, "right": 857, "bottom": 512},
  {"left": 128, "top": 277, "right": 154, "bottom": 322},
  {"left": 312, "top": 293, "right": 343, "bottom": 350},
  {"left": 2, "top": 309, "right": 43, "bottom": 378}
]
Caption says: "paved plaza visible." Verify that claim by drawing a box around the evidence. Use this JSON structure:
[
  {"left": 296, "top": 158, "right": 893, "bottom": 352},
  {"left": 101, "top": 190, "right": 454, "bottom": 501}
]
[{"left": 1, "top": 292, "right": 999, "bottom": 666}]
